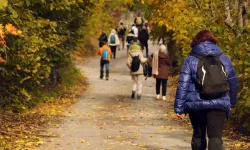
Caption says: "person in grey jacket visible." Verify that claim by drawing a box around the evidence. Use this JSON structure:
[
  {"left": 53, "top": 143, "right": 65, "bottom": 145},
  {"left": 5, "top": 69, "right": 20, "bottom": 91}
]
[{"left": 127, "top": 37, "right": 148, "bottom": 100}]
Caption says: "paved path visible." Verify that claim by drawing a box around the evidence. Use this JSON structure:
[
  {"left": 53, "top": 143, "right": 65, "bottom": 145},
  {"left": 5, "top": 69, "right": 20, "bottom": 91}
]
[{"left": 41, "top": 42, "right": 192, "bottom": 150}]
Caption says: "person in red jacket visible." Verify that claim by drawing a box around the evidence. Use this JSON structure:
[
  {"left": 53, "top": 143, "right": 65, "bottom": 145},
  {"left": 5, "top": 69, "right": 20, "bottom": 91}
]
[{"left": 152, "top": 45, "right": 171, "bottom": 100}]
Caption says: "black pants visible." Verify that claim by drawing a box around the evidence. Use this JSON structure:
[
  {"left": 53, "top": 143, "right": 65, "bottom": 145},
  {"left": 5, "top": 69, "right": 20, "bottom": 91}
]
[
  {"left": 110, "top": 46, "right": 117, "bottom": 59},
  {"left": 189, "top": 110, "right": 226, "bottom": 150},
  {"left": 156, "top": 79, "right": 167, "bottom": 96},
  {"left": 100, "top": 60, "right": 109, "bottom": 79}
]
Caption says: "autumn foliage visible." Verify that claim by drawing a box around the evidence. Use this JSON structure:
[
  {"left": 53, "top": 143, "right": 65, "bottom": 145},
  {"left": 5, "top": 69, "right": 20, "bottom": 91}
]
[{"left": 138, "top": 0, "right": 250, "bottom": 132}]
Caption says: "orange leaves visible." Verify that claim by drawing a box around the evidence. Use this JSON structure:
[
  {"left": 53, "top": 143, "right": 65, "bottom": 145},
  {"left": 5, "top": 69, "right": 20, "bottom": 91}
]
[
  {"left": 5, "top": 23, "right": 23, "bottom": 37},
  {"left": 0, "top": 55, "right": 5, "bottom": 63},
  {"left": 0, "top": 23, "right": 23, "bottom": 47}
]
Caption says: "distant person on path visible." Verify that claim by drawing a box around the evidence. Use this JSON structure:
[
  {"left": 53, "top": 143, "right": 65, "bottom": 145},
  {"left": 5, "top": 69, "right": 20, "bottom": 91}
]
[
  {"left": 108, "top": 29, "right": 120, "bottom": 59},
  {"left": 152, "top": 45, "right": 170, "bottom": 101},
  {"left": 138, "top": 25, "right": 149, "bottom": 57},
  {"left": 131, "top": 24, "right": 138, "bottom": 38},
  {"left": 98, "top": 40, "right": 112, "bottom": 80},
  {"left": 174, "top": 30, "right": 238, "bottom": 150},
  {"left": 98, "top": 31, "right": 107, "bottom": 47},
  {"left": 134, "top": 13, "right": 144, "bottom": 30},
  {"left": 126, "top": 30, "right": 135, "bottom": 52},
  {"left": 118, "top": 22, "right": 126, "bottom": 50},
  {"left": 127, "top": 37, "right": 148, "bottom": 100}
]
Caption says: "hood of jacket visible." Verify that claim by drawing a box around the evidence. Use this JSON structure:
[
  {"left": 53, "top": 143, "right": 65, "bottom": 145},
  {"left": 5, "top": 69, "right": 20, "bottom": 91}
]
[
  {"left": 158, "top": 51, "right": 168, "bottom": 59},
  {"left": 191, "top": 41, "right": 222, "bottom": 56}
]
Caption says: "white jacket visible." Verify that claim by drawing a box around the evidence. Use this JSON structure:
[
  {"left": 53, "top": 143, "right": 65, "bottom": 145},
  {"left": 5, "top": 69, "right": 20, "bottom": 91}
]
[
  {"left": 131, "top": 26, "right": 138, "bottom": 37},
  {"left": 108, "top": 33, "right": 120, "bottom": 46}
]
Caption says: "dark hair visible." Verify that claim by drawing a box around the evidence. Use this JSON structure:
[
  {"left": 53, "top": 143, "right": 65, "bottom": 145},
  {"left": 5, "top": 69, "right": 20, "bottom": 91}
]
[
  {"left": 120, "top": 22, "right": 123, "bottom": 25},
  {"left": 101, "top": 40, "right": 107, "bottom": 44},
  {"left": 190, "top": 30, "right": 218, "bottom": 48}
]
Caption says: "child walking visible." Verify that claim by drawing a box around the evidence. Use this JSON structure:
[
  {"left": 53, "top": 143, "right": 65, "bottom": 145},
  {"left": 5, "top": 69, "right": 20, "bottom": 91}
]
[{"left": 98, "top": 40, "right": 112, "bottom": 80}]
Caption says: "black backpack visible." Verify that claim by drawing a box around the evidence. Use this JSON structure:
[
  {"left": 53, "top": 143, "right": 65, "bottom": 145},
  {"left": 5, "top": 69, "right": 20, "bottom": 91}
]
[
  {"left": 192, "top": 53, "right": 230, "bottom": 99},
  {"left": 129, "top": 54, "right": 140, "bottom": 72},
  {"left": 119, "top": 27, "right": 126, "bottom": 36}
]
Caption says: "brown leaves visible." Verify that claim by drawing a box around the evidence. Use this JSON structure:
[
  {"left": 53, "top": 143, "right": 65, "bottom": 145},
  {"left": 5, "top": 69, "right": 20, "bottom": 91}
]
[{"left": 0, "top": 83, "right": 87, "bottom": 149}]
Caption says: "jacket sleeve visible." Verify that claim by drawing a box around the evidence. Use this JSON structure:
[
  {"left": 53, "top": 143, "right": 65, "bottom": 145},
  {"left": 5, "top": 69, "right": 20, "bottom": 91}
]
[
  {"left": 107, "top": 35, "right": 110, "bottom": 45},
  {"left": 98, "top": 48, "right": 101, "bottom": 56},
  {"left": 174, "top": 58, "right": 192, "bottom": 114},
  {"left": 139, "top": 52, "right": 148, "bottom": 64},
  {"left": 109, "top": 48, "right": 112, "bottom": 55},
  {"left": 227, "top": 64, "right": 238, "bottom": 107},
  {"left": 165, "top": 55, "right": 171, "bottom": 66},
  {"left": 116, "top": 35, "right": 120, "bottom": 45},
  {"left": 127, "top": 55, "right": 132, "bottom": 68}
]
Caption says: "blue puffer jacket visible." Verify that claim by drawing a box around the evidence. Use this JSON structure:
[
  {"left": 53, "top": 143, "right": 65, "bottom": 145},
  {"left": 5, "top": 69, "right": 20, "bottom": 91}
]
[{"left": 174, "top": 41, "right": 238, "bottom": 116}]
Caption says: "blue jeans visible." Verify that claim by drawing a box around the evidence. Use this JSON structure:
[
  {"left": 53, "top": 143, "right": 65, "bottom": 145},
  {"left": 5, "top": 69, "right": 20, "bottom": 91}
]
[{"left": 100, "top": 60, "right": 109, "bottom": 79}]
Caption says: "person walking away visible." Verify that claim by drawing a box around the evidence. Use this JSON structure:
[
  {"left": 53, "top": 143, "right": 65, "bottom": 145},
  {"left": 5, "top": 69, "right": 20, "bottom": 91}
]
[
  {"left": 118, "top": 22, "right": 126, "bottom": 50},
  {"left": 138, "top": 25, "right": 149, "bottom": 57},
  {"left": 174, "top": 30, "right": 238, "bottom": 150},
  {"left": 98, "top": 31, "right": 107, "bottom": 47},
  {"left": 126, "top": 30, "right": 135, "bottom": 52},
  {"left": 98, "top": 40, "right": 112, "bottom": 80},
  {"left": 152, "top": 45, "right": 170, "bottom": 100},
  {"left": 127, "top": 37, "right": 147, "bottom": 100},
  {"left": 134, "top": 13, "right": 144, "bottom": 31},
  {"left": 108, "top": 29, "right": 120, "bottom": 59},
  {"left": 131, "top": 24, "right": 138, "bottom": 38}
]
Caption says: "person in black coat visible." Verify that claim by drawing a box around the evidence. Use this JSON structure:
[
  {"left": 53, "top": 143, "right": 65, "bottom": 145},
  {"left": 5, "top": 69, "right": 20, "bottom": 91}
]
[
  {"left": 98, "top": 31, "right": 108, "bottom": 47},
  {"left": 138, "top": 26, "right": 149, "bottom": 57}
]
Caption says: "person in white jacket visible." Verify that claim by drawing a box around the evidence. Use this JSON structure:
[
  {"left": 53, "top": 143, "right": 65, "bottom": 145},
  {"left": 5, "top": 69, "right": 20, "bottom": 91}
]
[
  {"left": 131, "top": 24, "right": 138, "bottom": 38},
  {"left": 108, "top": 29, "right": 120, "bottom": 59}
]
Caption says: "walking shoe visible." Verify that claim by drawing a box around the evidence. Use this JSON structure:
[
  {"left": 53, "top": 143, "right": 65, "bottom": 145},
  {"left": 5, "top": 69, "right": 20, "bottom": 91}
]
[
  {"left": 100, "top": 76, "right": 103, "bottom": 80},
  {"left": 137, "top": 95, "right": 141, "bottom": 100},
  {"left": 106, "top": 78, "right": 109, "bottom": 81},
  {"left": 156, "top": 95, "right": 160, "bottom": 100},
  {"left": 131, "top": 91, "right": 135, "bottom": 99},
  {"left": 162, "top": 96, "right": 166, "bottom": 101}
]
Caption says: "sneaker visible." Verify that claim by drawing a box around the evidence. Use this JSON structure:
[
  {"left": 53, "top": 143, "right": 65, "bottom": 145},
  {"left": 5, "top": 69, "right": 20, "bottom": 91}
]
[
  {"left": 162, "top": 96, "right": 166, "bottom": 101},
  {"left": 131, "top": 91, "right": 135, "bottom": 99},
  {"left": 137, "top": 95, "right": 141, "bottom": 100},
  {"left": 156, "top": 95, "right": 160, "bottom": 100},
  {"left": 106, "top": 78, "right": 109, "bottom": 81}
]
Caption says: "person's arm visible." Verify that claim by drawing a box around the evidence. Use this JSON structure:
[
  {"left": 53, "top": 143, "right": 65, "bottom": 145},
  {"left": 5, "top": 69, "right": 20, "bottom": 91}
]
[
  {"left": 165, "top": 55, "right": 171, "bottom": 66},
  {"left": 116, "top": 35, "right": 120, "bottom": 45},
  {"left": 227, "top": 62, "right": 239, "bottom": 108},
  {"left": 174, "top": 57, "right": 192, "bottom": 114},
  {"left": 107, "top": 35, "right": 111, "bottom": 45},
  {"left": 146, "top": 31, "right": 149, "bottom": 41},
  {"left": 108, "top": 48, "right": 112, "bottom": 59},
  {"left": 98, "top": 48, "right": 101, "bottom": 56},
  {"left": 139, "top": 52, "right": 148, "bottom": 64},
  {"left": 127, "top": 54, "right": 132, "bottom": 68}
]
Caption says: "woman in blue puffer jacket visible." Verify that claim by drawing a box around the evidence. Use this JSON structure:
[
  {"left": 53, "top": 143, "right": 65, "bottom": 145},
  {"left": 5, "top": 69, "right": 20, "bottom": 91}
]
[{"left": 174, "top": 30, "right": 238, "bottom": 150}]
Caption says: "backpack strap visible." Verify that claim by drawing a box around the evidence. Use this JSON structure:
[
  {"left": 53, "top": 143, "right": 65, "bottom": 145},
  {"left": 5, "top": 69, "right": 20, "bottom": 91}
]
[{"left": 191, "top": 53, "right": 223, "bottom": 59}]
